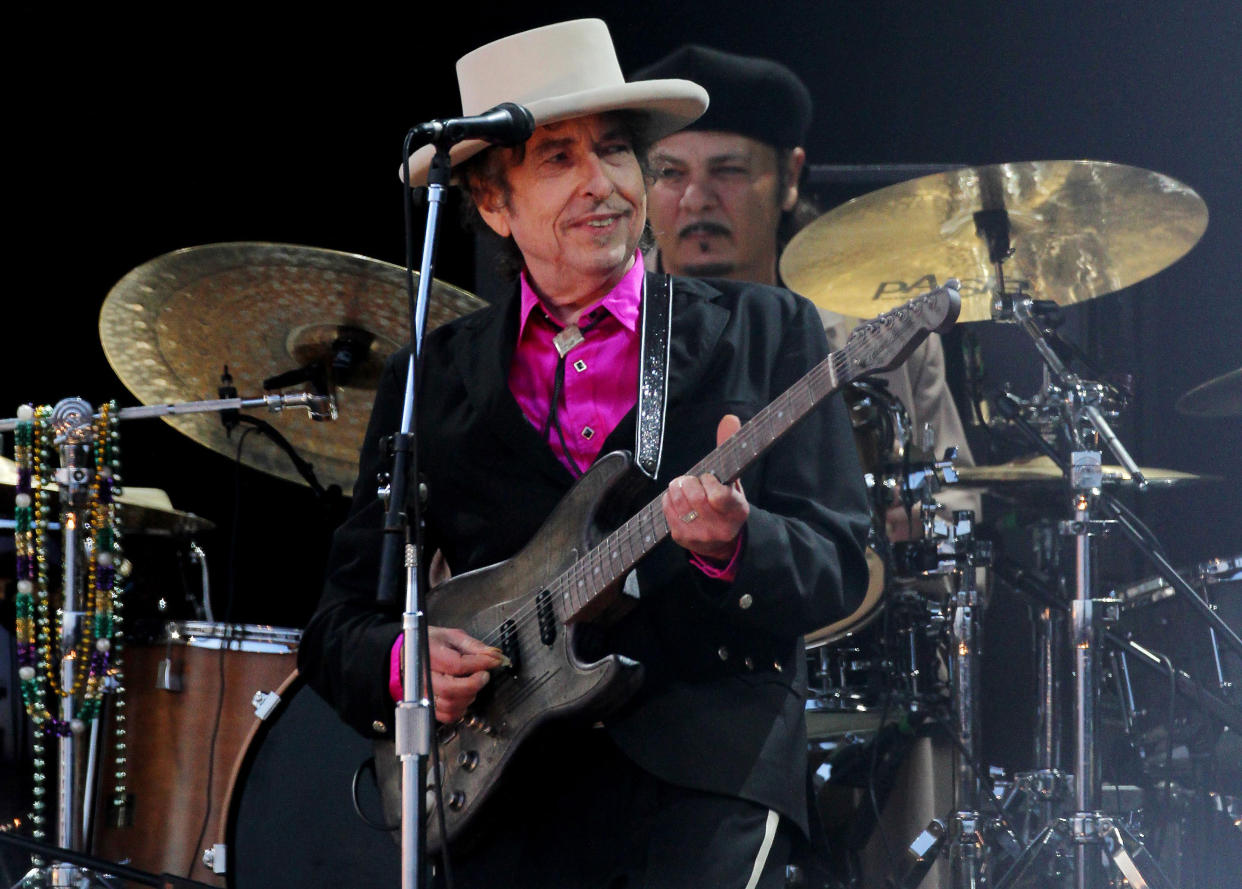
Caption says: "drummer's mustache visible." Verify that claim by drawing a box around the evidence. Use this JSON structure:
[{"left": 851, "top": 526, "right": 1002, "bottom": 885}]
[{"left": 678, "top": 221, "right": 731, "bottom": 239}]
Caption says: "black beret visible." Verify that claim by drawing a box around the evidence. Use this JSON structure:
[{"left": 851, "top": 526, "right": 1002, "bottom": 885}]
[{"left": 631, "top": 44, "right": 812, "bottom": 149}]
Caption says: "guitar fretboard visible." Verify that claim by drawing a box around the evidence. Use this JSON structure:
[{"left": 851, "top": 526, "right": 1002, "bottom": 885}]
[{"left": 554, "top": 286, "right": 958, "bottom": 621}]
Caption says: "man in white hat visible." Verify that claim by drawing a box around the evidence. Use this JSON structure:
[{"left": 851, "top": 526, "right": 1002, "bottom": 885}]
[{"left": 300, "top": 19, "right": 871, "bottom": 888}]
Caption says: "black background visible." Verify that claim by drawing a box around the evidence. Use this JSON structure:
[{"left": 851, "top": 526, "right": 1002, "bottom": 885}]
[{"left": 5, "top": 1, "right": 1240, "bottom": 781}]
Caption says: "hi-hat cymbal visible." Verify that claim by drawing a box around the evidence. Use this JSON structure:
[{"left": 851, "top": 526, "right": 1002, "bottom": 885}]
[
  {"left": 781, "top": 161, "right": 1208, "bottom": 321},
  {"left": 1176, "top": 367, "right": 1242, "bottom": 418},
  {"left": 99, "top": 243, "right": 485, "bottom": 491},
  {"left": 955, "top": 455, "right": 1211, "bottom": 490},
  {"left": 0, "top": 456, "right": 215, "bottom": 535}
]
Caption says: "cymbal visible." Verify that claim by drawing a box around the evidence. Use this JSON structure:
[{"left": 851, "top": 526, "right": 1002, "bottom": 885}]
[
  {"left": 780, "top": 161, "right": 1208, "bottom": 321},
  {"left": 1176, "top": 367, "right": 1242, "bottom": 418},
  {"left": 0, "top": 456, "right": 215, "bottom": 535},
  {"left": 99, "top": 243, "right": 485, "bottom": 491},
  {"left": 955, "top": 455, "right": 1210, "bottom": 490}
]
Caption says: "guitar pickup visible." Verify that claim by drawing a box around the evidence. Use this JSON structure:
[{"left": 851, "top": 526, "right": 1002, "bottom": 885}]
[
  {"left": 499, "top": 618, "right": 521, "bottom": 676},
  {"left": 536, "top": 589, "right": 556, "bottom": 646}
]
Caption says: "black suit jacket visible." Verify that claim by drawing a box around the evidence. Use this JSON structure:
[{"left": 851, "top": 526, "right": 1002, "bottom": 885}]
[{"left": 299, "top": 272, "right": 871, "bottom": 833}]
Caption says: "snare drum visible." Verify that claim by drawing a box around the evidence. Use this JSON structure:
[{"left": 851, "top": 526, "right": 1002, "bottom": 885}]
[{"left": 93, "top": 622, "right": 299, "bottom": 885}]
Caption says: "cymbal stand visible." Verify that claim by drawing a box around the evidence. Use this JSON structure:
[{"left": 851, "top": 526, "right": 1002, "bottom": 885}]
[{"left": 991, "top": 279, "right": 1172, "bottom": 889}]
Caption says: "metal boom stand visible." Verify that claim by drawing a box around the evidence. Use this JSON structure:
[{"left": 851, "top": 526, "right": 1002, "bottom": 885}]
[{"left": 988, "top": 262, "right": 1175, "bottom": 889}]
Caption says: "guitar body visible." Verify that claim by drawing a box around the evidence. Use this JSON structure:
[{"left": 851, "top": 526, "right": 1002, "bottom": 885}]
[{"left": 424, "top": 450, "right": 645, "bottom": 850}]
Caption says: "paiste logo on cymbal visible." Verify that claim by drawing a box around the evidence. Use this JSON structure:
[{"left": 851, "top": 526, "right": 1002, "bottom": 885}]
[{"left": 871, "top": 275, "right": 1031, "bottom": 301}]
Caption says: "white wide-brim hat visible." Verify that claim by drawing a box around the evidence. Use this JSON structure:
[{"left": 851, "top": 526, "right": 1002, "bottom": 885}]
[{"left": 400, "top": 18, "right": 708, "bottom": 187}]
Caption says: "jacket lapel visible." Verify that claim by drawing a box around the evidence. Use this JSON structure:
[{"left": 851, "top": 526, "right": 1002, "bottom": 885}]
[{"left": 449, "top": 288, "right": 576, "bottom": 488}]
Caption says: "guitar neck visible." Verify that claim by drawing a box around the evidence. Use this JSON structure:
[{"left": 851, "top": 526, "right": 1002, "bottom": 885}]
[{"left": 559, "top": 284, "right": 960, "bottom": 623}]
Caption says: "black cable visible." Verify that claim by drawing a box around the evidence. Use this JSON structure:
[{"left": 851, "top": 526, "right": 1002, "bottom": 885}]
[
  {"left": 187, "top": 625, "right": 232, "bottom": 877},
  {"left": 188, "top": 426, "right": 255, "bottom": 875},
  {"left": 350, "top": 758, "right": 399, "bottom": 831},
  {"left": 230, "top": 414, "right": 331, "bottom": 500}
]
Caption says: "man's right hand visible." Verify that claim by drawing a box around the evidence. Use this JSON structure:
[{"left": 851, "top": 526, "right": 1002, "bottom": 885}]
[{"left": 427, "top": 626, "right": 506, "bottom": 723}]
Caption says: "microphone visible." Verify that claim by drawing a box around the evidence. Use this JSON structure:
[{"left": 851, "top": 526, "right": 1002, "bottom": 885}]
[{"left": 411, "top": 102, "right": 535, "bottom": 148}]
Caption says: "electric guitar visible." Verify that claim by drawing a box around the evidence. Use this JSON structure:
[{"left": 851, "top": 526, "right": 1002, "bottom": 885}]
[{"left": 422, "top": 282, "right": 962, "bottom": 849}]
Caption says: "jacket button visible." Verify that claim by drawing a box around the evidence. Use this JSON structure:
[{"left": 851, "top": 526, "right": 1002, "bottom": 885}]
[
  {"left": 738, "top": 593, "right": 753, "bottom": 610},
  {"left": 717, "top": 646, "right": 729, "bottom": 661},
  {"left": 372, "top": 720, "right": 387, "bottom": 733}
]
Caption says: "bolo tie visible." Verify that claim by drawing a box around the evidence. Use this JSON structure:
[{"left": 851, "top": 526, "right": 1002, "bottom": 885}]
[{"left": 539, "top": 313, "right": 606, "bottom": 478}]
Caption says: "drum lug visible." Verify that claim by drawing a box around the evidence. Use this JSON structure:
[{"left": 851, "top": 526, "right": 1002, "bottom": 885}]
[
  {"left": 155, "top": 657, "right": 182, "bottom": 692},
  {"left": 202, "top": 843, "right": 227, "bottom": 874},
  {"left": 252, "top": 689, "right": 282, "bottom": 720}
]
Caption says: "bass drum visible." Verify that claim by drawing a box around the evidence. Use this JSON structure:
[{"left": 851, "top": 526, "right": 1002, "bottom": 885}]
[
  {"left": 93, "top": 622, "right": 300, "bottom": 885},
  {"left": 220, "top": 672, "right": 399, "bottom": 889}
]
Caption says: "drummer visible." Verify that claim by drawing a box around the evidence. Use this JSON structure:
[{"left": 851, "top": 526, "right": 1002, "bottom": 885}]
[{"left": 635, "top": 45, "right": 979, "bottom": 537}]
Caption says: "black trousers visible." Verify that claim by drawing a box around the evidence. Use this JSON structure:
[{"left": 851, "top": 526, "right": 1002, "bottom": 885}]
[{"left": 434, "top": 726, "right": 791, "bottom": 889}]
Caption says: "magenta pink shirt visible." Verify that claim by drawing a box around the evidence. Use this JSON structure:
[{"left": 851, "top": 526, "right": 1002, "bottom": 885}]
[{"left": 507, "top": 255, "right": 644, "bottom": 474}]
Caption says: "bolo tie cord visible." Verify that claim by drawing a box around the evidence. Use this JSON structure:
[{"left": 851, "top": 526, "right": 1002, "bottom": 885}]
[{"left": 539, "top": 314, "right": 606, "bottom": 479}]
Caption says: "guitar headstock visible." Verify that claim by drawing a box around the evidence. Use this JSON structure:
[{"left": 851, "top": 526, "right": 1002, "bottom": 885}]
[{"left": 841, "top": 280, "right": 962, "bottom": 381}]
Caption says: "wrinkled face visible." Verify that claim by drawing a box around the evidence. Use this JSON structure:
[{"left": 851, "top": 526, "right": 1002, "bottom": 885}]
[
  {"left": 472, "top": 113, "right": 646, "bottom": 313},
  {"left": 646, "top": 130, "right": 802, "bottom": 284}
]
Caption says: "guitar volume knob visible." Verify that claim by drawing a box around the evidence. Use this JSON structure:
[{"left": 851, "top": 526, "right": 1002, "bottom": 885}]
[
  {"left": 457, "top": 750, "right": 480, "bottom": 771},
  {"left": 448, "top": 791, "right": 466, "bottom": 811}
]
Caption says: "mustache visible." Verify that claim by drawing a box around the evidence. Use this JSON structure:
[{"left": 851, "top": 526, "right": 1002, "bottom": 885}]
[{"left": 677, "top": 221, "right": 731, "bottom": 239}]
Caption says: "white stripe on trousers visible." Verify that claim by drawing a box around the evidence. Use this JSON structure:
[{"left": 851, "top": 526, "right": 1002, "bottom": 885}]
[{"left": 742, "top": 810, "right": 780, "bottom": 889}]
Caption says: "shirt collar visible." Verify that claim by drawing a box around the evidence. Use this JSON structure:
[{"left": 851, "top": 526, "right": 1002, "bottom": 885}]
[{"left": 516, "top": 250, "right": 644, "bottom": 341}]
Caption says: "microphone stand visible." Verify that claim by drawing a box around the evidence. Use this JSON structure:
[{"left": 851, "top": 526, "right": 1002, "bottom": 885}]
[{"left": 380, "top": 139, "right": 454, "bottom": 889}]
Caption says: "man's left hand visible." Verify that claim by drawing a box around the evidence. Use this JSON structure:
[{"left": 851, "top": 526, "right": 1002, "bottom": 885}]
[{"left": 663, "top": 414, "right": 749, "bottom": 563}]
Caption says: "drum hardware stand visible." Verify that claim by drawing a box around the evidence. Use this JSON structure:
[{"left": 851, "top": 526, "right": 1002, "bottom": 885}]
[
  {"left": 945, "top": 510, "right": 988, "bottom": 889},
  {"left": 2, "top": 391, "right": 333, "bottom": 888},
  {"left": 992, "top": 557, "right": 1075, "bottom": 838},
  {"left": 891, "top": 510, "right": 1019, "bottom": 889},
  {"left": 983, "top": 213, "right": 1185, "bottom": 887}
]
